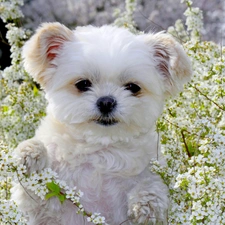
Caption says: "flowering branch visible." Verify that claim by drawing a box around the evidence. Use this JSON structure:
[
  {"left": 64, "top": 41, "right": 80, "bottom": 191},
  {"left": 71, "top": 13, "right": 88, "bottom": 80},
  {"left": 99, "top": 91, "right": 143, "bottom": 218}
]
[
  {"left": 192, "top": 85, "right": 225, "bottom": 111},
  {"left": 181, "top": 130, "right": 191, "bottom": 158},
  {"left": 113, "top": 0, "right": 138, "bottom": 33},
  {"left": 19, "top": 167, "right": 106, "bottom": 224}
]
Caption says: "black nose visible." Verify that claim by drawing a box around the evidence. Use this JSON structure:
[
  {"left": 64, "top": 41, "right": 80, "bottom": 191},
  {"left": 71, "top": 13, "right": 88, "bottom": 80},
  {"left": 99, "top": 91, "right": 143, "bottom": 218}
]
[{"left": 97, "top": 96, "right": 117, "bottom": 114}]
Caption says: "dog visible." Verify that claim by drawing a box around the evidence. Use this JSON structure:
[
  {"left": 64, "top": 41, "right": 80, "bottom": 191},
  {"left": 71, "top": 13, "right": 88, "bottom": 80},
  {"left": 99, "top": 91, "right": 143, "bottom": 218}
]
[{"left": 11, "top": 22, "right": 191, "bottom": 225}]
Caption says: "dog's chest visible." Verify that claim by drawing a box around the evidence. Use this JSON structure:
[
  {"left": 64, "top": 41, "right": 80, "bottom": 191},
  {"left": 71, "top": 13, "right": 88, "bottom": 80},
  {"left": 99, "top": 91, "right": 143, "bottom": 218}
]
[
  {"left": 52, "top": 157, "right": 135, "bottom": 224},
  {"left": 46, "top": 139, "right": 151, "bottom": 224},
  {"left": 54, "top": 154, "right": 136, "bottom": 198}
]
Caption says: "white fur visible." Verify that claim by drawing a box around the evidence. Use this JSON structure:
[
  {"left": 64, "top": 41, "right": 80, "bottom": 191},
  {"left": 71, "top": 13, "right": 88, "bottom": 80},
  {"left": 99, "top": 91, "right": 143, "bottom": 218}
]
[{"left": 12, "top": 23, "right": 192, "bottom": 225}]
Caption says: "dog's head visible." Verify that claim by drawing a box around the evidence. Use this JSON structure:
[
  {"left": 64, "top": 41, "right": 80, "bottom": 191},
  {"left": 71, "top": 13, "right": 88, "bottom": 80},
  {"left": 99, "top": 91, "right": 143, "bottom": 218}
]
[{"left": 23, "top": 23, "right": 191, "bottom": 143}]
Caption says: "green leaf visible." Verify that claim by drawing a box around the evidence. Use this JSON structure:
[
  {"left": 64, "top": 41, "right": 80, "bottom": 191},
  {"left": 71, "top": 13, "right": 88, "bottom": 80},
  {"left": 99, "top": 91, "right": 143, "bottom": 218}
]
[
  {"left": 57, "top": 194, "right": 66, "bottom": 204},
  {"left": 45, "top": 192, "right": 58, "bottom": 200},
  {"left": 2, "top": 106, "right": 9, "bottom": 112},
  {"left": 33, "top": 85, "right": 39, "bottom": 96},
  {"left": 46, "top": 182, "right": 60, "bottom": 194}
]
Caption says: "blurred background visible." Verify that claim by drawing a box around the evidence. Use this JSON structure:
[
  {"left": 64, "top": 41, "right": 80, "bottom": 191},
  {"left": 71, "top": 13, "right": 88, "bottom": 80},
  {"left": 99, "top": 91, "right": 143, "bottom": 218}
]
[{"left": 0, "top": 0, "right": 224, "bottom": 69}]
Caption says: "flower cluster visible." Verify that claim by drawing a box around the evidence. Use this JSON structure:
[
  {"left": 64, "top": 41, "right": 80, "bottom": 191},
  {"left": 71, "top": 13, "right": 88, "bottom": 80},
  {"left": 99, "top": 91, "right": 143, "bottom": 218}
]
[
  {"left": 0, "top": 0, "right": 24, "bottom": 22},
  {"left": 153, "top": 1, "right": 225, "bottom": 224},
  {"left": 169, "top": 0, "right": 203, "bottom": 41},
  {"left": 113, "top": 0, "right": 138, "bottom": 34},
  {"left": 0, "top": 0, "right": 46, "bottom": 150},
  {"left": 183, "top": 0, "right": 203, "bottom": 40},
  {"left": 87, "top": 213, "right": 106, "bottom": 225},
  {"left": 0, "top": 200, "right": 26, "bottom": 225},
  {"left": 0, "top": 141, "right": 26, "bottom": 224}
]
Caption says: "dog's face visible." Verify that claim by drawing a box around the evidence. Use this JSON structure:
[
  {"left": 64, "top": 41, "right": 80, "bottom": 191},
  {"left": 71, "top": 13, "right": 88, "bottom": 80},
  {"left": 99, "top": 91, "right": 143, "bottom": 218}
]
[{"left": 23, "top": 23, "right": 191, "bottom": 142}]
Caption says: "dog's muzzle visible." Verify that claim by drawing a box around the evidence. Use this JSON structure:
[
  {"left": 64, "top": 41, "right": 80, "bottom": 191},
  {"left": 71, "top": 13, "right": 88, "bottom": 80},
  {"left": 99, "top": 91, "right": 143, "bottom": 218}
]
[{"left": 95, "top": 96, "right": 118, "bottom": 126}]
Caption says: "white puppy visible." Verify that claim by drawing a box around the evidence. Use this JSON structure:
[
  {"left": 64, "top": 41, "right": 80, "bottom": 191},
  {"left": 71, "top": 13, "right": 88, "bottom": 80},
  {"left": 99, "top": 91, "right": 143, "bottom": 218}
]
[{"left": 12, "top": 23, "right": 191, "bottom": 225}]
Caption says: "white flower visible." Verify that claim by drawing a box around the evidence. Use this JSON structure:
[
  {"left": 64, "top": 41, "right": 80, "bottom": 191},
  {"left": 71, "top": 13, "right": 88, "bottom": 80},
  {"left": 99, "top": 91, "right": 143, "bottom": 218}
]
[
  {"left": 77, "top": 190, "right": 84, "bottom": 197},
  {"left": 66, "top": 189, "right": 75, "bottom": 199},
  {"left": 17, "top": 164, "right": 27, "bottom": 175},
  {"left": 56, "top": 180, "right": 69, "bottom": 190}
]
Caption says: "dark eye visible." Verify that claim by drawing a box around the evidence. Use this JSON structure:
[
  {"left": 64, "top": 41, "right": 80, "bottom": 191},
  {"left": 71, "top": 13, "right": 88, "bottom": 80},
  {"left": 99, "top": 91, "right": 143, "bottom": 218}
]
[
  {"left": 75, "top": 79, "right": 92, "bottom": 92},
  {"left": 124, "top": 83, "right": 141, "bottom": 94}
]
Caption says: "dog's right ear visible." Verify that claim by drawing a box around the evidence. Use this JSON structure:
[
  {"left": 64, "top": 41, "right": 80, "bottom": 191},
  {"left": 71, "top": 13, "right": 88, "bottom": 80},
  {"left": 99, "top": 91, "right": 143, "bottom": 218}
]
[{"left": 22, "top": 22, "right": 74, "bottom": 87}]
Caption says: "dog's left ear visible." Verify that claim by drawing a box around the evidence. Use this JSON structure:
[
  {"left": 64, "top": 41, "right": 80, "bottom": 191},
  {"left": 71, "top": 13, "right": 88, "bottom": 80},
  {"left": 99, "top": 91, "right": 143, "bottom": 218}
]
[
  {"left": 22, "top": 22, "right": 74, "bottom": 87},
  {"left": 141, "top": 32, "right": 192, "bottom": 96}
]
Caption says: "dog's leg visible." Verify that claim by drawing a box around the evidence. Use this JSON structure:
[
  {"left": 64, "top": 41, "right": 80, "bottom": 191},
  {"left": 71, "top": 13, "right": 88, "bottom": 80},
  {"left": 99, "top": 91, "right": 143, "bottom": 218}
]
[
  {"left": 12, "top": 140, "right": 60, "bottom": 225},
  {"left": 127, "top": 172, "right": 169, "bottom": 225},
  {"left": 13, "top": 138, "right": 49, "bottom": 174}
]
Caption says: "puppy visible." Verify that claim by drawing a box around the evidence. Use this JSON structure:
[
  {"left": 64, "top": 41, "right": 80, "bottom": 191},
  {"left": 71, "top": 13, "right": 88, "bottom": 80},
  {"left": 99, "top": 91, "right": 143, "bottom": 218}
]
[{"left": 12, "top": 23, "right": 191, "bottom": 225}]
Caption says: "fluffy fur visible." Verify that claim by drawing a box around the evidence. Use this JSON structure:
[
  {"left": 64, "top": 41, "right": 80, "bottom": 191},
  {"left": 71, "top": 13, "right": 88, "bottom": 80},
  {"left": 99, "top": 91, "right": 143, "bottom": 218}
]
[{"left": 12, "top": 23, "right": 192, "bottom": 225}]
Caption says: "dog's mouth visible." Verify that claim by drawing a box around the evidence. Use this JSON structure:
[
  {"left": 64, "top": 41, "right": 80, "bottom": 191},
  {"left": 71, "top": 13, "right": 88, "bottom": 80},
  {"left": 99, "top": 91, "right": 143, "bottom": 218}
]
[{"left": 94, "top": 116, "right": 118, "bottom": 126}]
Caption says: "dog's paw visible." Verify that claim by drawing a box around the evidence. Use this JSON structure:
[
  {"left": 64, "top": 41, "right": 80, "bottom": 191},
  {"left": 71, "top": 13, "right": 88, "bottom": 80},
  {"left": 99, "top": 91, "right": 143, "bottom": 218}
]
[
  {"left": 128, "top": 190, "right": 168, "bottom": 225},
  {"left": 14, "top": 138, "right": 48, "bottom": 174}
]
